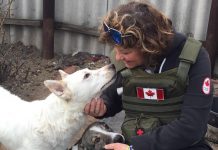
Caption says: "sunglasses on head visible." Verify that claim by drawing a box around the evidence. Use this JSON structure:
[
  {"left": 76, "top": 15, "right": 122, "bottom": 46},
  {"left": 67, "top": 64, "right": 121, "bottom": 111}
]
[{"left": 103, "top": 22, "right": 132, "bottom": 45}]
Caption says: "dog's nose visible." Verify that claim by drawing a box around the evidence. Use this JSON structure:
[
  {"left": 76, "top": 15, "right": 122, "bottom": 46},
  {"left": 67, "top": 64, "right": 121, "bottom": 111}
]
[
  {"left": 113, "top": 134, "right": 125, "bottom": 143},
  {"left": 108, "top": 64, "right": 115, "bottom": 70}
]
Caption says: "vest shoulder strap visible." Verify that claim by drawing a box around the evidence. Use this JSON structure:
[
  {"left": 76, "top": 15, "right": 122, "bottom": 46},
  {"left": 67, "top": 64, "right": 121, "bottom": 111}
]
[
  {"left": 177, "top": 37, "right": 202, "bottom": 82},
  {"left": 179, "top": 37, "right": 202, "bottom": 63}
]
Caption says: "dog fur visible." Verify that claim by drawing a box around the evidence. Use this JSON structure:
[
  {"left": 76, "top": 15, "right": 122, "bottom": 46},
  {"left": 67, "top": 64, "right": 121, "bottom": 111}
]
[
  {"left": 71, "top": 122, "right": 125, "bottom": 150},
  {"left": 0, "top": 64, "right": 115, "bottom": 150}
]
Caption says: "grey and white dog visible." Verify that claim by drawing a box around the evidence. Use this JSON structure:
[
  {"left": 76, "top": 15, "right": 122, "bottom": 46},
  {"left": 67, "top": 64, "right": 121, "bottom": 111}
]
[
  {"left": 206, "top": 111, "right": 218, "bottom": 149},
  {"left": 70, "top": 122, "right": 125, "bottom": 150}
]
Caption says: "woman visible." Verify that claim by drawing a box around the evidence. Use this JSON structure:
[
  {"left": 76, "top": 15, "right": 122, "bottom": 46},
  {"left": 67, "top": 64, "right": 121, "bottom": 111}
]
[{"left": 84, "top": 1, "right": 213, "bottom": 150}]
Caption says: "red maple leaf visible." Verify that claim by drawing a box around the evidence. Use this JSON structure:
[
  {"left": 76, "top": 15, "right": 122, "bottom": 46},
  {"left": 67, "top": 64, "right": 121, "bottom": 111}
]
[
  {"left": 136, "top": 129, "right": 144, "bottom": 136},
  {"left": 145, "top": 90, "right": 155, "bottom": 97},
  {"left": 205, "top": 80, "right": 210, "bottom": 86}
]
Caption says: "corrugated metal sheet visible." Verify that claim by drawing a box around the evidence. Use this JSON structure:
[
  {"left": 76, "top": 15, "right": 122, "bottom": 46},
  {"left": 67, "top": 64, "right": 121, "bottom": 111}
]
[
  {"left": 2, "top": 0, "right": 212, "bottom": 56},
  {"left": 9, "top": 0, "right": 43, "bottom": 50},
  {"left": 54, "top": 0, "right": 108, "bottom": 55},
  {"left": 148, "top": 0, "right": 212, "bottom": 41}
]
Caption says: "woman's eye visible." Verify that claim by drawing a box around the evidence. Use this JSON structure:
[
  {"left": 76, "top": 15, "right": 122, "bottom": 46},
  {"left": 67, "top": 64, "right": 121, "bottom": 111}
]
[{"left": 84, "top": 73, "right": 90, "bottom": 79}]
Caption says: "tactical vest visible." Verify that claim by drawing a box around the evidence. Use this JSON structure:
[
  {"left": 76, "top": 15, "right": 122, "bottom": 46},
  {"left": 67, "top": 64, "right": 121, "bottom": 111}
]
[{"left": 110, "top": 37, "right": 202, "bottom": 143}]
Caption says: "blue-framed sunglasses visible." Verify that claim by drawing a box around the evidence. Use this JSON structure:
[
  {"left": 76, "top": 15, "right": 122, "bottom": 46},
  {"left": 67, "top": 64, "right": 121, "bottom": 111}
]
[{"left": 103, "top": 22, "right": 132, "bottom": 45}]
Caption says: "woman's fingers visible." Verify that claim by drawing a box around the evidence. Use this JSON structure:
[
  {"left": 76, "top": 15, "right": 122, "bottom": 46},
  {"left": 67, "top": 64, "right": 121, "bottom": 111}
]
[
  {"left": 84, "top": 102, "right": 91, "bottom": 115},
  {"left": 98, "top": 100, "right": 107, "bottom": 116},
  {"left": 104, "top": 143, "right": 129, "bottom": 150},
  {"left": 84, "top": 98, "right": 106, "bottom": 117}
]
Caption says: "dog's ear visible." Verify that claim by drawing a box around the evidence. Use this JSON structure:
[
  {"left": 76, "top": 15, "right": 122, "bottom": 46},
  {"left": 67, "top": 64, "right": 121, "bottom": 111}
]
[
  {"left": 44, "top": 80, "right": 72, "bottom": 101},
  {"left": 58, "top": 70, "right": 69, "bottom": 79}
]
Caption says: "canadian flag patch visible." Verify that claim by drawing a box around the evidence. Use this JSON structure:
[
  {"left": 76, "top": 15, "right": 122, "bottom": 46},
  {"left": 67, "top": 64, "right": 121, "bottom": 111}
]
[
  {"left": 136, "top": 87, "right": 164, "bottom": 101},
  {"left": 202, "top": 77, "right": 211, "bottom": 95}
]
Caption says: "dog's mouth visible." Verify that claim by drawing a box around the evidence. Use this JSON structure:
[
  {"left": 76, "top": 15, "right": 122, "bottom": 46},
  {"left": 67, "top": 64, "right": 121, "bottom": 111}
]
[{"left": 100, "top": 74, "right": 116, "bottom": 91}]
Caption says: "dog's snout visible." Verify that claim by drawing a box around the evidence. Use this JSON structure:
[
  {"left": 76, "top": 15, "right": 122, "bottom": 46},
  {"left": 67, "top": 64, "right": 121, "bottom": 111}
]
[
  {"left": 113, "top": 134, "right": 125, "bottom": 143},
  {"left": 108, "top": 64, "right": 115, "bottom": 70}
]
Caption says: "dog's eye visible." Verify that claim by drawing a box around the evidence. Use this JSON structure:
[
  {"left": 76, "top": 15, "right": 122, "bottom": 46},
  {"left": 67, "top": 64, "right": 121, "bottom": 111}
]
[
  {"left": 104, "top": 124, "right": 110, "bottom": 130},
  {"left": 84, "top": 73, "right": 90, "bottom": 79},
  {"left": 92, "top": 136, "right": 100, "bottom": 144}
]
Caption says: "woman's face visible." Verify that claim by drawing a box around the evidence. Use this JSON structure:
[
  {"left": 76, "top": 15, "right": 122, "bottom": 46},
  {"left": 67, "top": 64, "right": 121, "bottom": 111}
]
[{"left": 114, "top": 46, "right": 145, "bottom": 69}]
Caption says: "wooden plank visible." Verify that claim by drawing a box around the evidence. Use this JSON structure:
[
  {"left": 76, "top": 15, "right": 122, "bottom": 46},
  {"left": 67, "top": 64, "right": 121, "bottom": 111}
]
[
  {"left": 3, "top": 18, "right": 99, "bottom": 37},
  {"left": 55, "top": 22, "right": 99, "bottom": 37},
  {"left": 4, "top": 18, "right": 42, "bottom": 26},
  {"left": 42, "top": 0, "right": 55, "bottom": 59},
  {"left": 205, "top": 0, "right": 218, "bottom": 75}
]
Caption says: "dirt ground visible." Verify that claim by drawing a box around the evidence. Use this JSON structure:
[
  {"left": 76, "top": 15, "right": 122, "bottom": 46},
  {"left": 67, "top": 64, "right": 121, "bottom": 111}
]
[{"left": 0, "top": 41, "right": 110, "bottom": 101}]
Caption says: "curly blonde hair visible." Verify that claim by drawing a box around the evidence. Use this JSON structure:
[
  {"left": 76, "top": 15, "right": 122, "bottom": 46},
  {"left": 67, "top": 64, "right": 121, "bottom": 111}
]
[{"left": 99, "top": 1, "right": 174, "bottom": 56}]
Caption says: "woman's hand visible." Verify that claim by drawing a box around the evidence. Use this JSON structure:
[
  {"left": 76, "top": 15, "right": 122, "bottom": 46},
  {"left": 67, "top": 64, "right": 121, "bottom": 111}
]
[
  {"left": 84, "top": 97, "right": 107, "bottom": 117},
  {"left": 104, "top": 143, "right": 130, "bottom": 150}
]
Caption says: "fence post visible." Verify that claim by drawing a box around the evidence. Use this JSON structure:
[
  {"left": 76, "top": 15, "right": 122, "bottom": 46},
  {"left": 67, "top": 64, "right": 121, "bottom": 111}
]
[
  {"left": 205, "top": 0, "right": 218, "bottom": 76},
  {"left": 42, "top": 0, "right": 55, "bottom": 59}
]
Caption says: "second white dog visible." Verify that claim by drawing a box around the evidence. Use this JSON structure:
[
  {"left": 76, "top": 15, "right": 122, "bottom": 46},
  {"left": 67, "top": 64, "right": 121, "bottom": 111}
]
[{"left": 0, "top": 64, "right": 115, "bottom": 150}]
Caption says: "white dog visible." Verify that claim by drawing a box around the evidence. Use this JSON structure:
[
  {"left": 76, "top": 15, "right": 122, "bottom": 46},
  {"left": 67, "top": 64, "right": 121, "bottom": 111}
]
[{"left": 0, "top": 64, "right": 115, "bottom": 150}]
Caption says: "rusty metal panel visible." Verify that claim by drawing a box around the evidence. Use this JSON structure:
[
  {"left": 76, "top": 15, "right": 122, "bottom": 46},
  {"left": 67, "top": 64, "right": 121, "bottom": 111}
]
[
  {"left": 149, "top": 0, "right": 212, "bottom": 41},
  {"left": 54, "top": 0, "right": 108, "bottom": 55},
  {"left": 3, "top": 0, "right": 212, "bottom": 56},
  {"left": 104, "top": 0, "right": 212, "bottom": 55},
  {"left": 8, "top": 0, "right": 43, "bottom": 49},
  {"left": 108, "top": 0, "right": 212, "bottom": 40}
]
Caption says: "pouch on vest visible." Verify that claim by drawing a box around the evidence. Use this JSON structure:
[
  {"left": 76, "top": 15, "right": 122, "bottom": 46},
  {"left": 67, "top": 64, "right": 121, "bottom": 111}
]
[{"left": 121, "top": 115, "right": 161, "bottom": 144}]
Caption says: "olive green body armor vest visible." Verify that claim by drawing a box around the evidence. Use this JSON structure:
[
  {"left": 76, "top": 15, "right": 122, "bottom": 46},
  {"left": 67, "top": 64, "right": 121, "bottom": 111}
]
[{"left": 110, "top": 37, "right": 202, "bottom": 143}]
